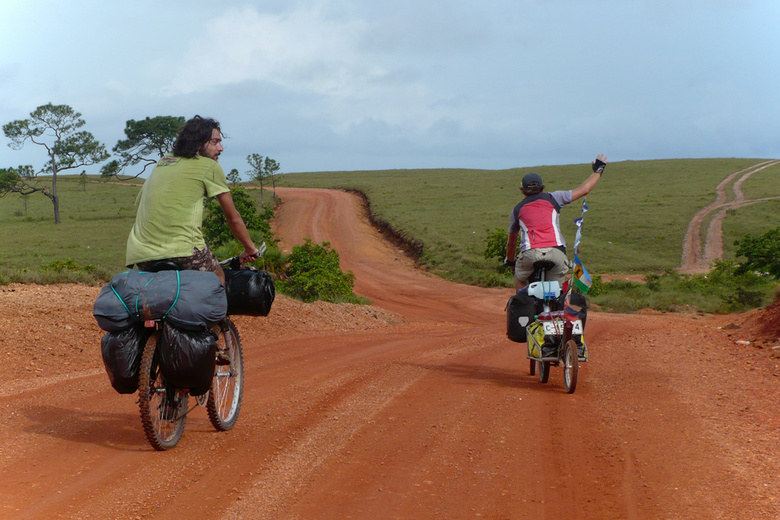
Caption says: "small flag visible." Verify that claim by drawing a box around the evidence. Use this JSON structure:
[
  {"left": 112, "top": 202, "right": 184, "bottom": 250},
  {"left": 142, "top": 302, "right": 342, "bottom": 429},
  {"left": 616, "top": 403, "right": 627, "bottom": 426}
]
[
  {"left": 573, "top": 199, "right": 588, "bottom": 252},
  {"left": 572, "top": 254, "right": 592, "bottom": 294},
  {"left": 574, "top": 225, "right": 583, "bottom": 251}
]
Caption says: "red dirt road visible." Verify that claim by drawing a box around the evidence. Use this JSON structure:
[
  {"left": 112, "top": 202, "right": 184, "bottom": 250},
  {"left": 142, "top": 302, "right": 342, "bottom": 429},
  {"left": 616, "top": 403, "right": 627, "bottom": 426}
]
[{"left": 1, "top": 187, "right": 779, "bottom": 519}]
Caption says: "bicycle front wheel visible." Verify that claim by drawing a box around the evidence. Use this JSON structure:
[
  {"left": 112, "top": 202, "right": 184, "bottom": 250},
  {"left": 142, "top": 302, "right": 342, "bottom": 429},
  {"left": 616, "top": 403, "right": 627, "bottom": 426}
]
[
  {"left": 207, "top": 318, "right": 244, "bottom": 431},
  {"left": 537, "top": 360, "right": 550, "bottom": 383},
  {"left": 562, "top": 340, "right": 579, "bottom": 394},
  {"left": 138, "top": 331, "right": 188, "bottom": 450}
]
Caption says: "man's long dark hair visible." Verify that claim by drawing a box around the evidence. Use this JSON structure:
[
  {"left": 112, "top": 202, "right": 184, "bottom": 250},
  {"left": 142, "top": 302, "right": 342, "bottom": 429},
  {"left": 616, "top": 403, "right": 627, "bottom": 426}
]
[{"left": 172, "top": 115, "right": 222, "bottom": 158}]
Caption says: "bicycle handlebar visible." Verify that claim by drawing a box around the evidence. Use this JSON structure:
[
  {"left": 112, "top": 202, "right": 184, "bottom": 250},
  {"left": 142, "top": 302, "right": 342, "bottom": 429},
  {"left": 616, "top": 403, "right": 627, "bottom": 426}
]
[{"left": 219, "top": 242, "right": 267, "bottom": 267}]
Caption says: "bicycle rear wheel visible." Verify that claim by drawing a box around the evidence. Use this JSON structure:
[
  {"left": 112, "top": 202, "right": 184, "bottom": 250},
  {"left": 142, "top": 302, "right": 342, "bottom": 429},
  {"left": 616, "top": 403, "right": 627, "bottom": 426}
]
[
  {"left": 138, "top": 331, "right": 188, "bottom": 450},
  {"left": 207, "top": 318, "right": 244, "bottom": 431}
]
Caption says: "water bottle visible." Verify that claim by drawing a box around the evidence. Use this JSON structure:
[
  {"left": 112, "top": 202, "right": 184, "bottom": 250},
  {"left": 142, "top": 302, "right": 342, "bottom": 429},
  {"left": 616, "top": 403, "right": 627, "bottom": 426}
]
[{"left": 527, "top": 281, "right": 560, "bottom": 300}]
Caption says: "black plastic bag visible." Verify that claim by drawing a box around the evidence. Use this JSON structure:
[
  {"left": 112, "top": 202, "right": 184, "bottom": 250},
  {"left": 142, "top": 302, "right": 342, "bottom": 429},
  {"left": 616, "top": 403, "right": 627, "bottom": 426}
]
[
  {"left": 506, "top": 291, "right": 536, "bottom": 343},
  {"left": 101, "top": 325, "right": 145, "bottom": 394},
  {"left": 224, "top": 267, "right": 275, "bottom": 316},
  {"left": 158, "top": 322, "right": 216, "bottom": 396}
]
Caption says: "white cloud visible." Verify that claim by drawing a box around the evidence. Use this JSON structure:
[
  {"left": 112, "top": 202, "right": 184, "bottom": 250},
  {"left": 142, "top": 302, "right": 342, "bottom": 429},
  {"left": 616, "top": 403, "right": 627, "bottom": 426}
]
[{"left": 160, "top": 5, "right": 377, "bottom": 98}]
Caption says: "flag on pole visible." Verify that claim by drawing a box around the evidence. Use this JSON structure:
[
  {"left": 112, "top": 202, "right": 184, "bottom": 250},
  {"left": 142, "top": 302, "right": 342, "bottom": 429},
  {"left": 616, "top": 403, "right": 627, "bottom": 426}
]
[
  {"left": 572, "top": 254, "right": 592, "bottom": 294},
  {"left": 573, "top": 200, "right": 588, "bottom": 252}
]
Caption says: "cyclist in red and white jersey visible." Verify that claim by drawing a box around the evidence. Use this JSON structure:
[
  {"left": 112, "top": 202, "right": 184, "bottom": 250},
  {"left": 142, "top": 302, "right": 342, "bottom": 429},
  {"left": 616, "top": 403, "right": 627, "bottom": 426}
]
[{"left": 505, "top": 154, "right": 607, "bottom": 291}]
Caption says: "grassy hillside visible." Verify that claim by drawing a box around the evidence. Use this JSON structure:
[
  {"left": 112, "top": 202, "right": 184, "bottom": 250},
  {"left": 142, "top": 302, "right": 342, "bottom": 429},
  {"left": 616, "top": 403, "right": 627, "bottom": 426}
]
[
  {"left": 1, "top": 159, "right": 777, "bottom": 301},
  {"left": 274, "top": 159, "right": 779, "bottom": 283}
]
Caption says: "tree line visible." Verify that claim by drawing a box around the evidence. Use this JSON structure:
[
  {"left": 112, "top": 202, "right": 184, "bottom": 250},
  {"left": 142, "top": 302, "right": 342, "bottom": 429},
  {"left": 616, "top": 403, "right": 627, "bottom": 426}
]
[{"left": 0, "top": 103, "right": 280, "bottom": 224}]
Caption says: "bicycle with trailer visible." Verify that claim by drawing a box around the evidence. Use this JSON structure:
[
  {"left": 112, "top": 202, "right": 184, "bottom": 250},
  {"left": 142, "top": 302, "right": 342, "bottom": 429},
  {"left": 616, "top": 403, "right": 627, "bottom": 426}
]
[
  {"left": 94, "top": 244, "right": 274, "bottom": 450},
  {"left": 506, "top": 259, "right": 588, "bottom": 394}
]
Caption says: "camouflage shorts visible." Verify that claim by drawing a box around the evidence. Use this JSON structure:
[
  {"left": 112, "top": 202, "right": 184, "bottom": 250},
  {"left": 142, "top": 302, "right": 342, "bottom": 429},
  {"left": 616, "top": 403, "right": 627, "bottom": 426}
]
[{"left": 136, "top": 246, "right": 221, "bottom": 273}]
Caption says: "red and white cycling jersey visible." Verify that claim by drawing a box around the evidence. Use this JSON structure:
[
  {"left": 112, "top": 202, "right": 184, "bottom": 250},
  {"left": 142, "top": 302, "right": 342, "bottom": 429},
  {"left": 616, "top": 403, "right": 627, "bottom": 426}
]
[{"left": 508, "top": 191, "right": 572, "bottom": 253}]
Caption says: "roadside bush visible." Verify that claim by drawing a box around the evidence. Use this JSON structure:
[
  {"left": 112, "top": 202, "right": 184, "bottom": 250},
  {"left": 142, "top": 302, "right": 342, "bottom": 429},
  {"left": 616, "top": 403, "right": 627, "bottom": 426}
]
[
  {"left": 735, "top": 226, "right": 780, "bottom": 278},
  {"left": 40, "top": 258, "right": 98, "bottom": 273},
  {"left": 587, "top": 275, "right": 604, "bottom": 297},
  {"left": 483, "top": 227, "right": 508, "bottom": 261},
  {"left": 589, "top": 261, "right": 775, "bottom": 313},
  {"left": 277, "top": 239, "right": 363, "bottom": 303},
  {"left": 203, "top": 186, "right": 273, "bottom": 248},
  {"left": 481, "top": 272, "right": 510, "bottom": 288},
  {"left": 483, "top": 227, "right": 513, "bottom": 276},
  {"left": 725, "top": 287, "right": 765, "bottom": 309}
]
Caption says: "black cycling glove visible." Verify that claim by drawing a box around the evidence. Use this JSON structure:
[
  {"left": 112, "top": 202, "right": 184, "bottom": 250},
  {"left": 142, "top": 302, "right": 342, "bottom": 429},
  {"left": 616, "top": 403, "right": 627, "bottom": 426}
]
[{"left": 592, "top": 158, "right": 607, "bottom": 174}]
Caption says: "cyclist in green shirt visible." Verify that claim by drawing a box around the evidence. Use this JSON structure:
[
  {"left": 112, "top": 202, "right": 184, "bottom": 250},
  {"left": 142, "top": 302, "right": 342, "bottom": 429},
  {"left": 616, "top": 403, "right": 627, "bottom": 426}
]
[{"left": 126, "top": 115, "right": 260, "bottom": 283}]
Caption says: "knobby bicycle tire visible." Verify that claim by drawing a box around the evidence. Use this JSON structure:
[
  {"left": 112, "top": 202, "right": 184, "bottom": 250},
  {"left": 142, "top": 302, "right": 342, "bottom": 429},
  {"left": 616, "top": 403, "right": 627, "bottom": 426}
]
[
  {"left": 538, "top": 359, "right": 550, "bottom": 384},
  {"left": 207, "top": 318, "right": 244, "bottom": 431},
  {"left": 138, "top": 331, "right": 188, "bottom": 450}
]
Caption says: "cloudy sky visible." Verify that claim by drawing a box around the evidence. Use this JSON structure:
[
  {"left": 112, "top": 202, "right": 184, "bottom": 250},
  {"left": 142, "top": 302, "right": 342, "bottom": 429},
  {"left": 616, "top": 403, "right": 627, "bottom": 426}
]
[{"left": 1, "top": 0, "right": 778, "bottom": 177}]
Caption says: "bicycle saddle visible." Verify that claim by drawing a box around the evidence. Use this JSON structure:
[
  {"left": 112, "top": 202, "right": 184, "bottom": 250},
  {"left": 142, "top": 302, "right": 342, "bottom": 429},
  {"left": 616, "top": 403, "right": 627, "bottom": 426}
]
[
  {"left": 145, "top": 260, "right": 184, "bottom": 272},
  {"left": 532, "top": 260, "right": 557, "bottom": 271}
]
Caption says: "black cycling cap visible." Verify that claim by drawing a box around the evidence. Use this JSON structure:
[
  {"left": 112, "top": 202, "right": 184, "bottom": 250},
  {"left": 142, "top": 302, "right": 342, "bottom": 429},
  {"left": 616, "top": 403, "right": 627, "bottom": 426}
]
[{"left": 522, "top": 172, "right": 543, "bottom": 188}]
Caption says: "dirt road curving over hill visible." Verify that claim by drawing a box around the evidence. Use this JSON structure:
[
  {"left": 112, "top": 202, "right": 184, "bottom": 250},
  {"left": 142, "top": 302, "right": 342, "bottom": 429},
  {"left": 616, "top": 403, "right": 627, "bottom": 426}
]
[
  {"left": 0, "top": 187, "right": 779, "bottom": 519},
  {"left": 679, "top": 160, "right": 780, "bottom": 273}
]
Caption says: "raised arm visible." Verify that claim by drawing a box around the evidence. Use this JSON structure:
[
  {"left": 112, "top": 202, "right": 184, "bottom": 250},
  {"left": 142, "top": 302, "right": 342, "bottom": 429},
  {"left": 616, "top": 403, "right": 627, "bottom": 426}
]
[{"left": 571, "top": 153, "right": 608, "bottom": 201}]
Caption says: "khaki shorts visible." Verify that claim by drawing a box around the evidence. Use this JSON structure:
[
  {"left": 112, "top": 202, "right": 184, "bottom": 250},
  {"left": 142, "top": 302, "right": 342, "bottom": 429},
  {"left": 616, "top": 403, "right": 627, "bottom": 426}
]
[
  {"left": 136, "top": 246, "right": 221, "bottom": 273},
  {"left": 514, "top": 247, "right": 569, "bottom": 286}
]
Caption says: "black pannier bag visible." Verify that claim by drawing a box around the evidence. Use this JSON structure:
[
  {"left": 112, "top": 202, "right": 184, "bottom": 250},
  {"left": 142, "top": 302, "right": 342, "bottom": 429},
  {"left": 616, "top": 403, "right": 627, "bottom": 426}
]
[
  {"left": 223, "top": 267, "right": 275, "bottom": 316},
  {"left": 506, "top": 291, "right": 536, "bottom": 343},
  {"left": 101, "top": 325, "right": 145, "bottom": 394},
  {"left": 159, "top": 322, "right": 217, "bottom": 396},
  {"left": 93, "top": 269, "right": 227, "bottom": 332}
]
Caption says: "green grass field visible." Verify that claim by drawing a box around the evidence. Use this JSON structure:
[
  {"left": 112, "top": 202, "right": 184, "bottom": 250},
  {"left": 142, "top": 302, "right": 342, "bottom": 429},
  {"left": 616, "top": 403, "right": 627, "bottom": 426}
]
[
  {"left": 1, "top": 159, "right": 778, "bottom": 312},
  {"left": 274, "top": 158, "right": 779, "bottom": 282}
]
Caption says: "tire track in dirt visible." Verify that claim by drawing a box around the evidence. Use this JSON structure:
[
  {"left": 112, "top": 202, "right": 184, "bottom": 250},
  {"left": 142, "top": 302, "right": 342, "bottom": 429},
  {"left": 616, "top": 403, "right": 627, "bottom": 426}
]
[
  {"left": 0, "top": 369, "right": 103, "bottom": 399},
  {"left": 679, "top": 160, "right": 780, "bottom": 273}
]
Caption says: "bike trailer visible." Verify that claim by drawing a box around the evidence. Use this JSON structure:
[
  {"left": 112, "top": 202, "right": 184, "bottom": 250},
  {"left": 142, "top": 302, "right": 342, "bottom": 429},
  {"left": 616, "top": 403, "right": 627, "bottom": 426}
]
[
  {"left": 223, "top": 267, "right": 275, "bottom": 316},
  {"left": 93, "top": 269, "right": 227, "bottom": 332},
  {"left": 528, "top": 309, "right": 588, "bottom": 361}
]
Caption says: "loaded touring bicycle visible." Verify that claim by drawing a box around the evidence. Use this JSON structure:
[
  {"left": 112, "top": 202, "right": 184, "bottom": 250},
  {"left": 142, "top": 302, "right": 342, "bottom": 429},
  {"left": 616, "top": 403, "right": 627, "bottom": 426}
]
[{"left": 94, "top": 244, "right": 274, "bottom": 450}]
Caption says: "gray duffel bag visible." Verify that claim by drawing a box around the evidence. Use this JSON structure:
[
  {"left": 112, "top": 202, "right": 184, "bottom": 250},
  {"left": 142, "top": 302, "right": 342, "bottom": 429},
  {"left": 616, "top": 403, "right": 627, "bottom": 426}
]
[{"left": 93, "top": 269, "right": 227, "bottom": 332}]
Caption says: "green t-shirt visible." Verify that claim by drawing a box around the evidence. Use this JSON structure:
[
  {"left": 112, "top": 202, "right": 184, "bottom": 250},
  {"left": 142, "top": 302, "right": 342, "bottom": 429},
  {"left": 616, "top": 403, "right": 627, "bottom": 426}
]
[{"left": 126, "top": 154, "right": 230, "bottom": 266}]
